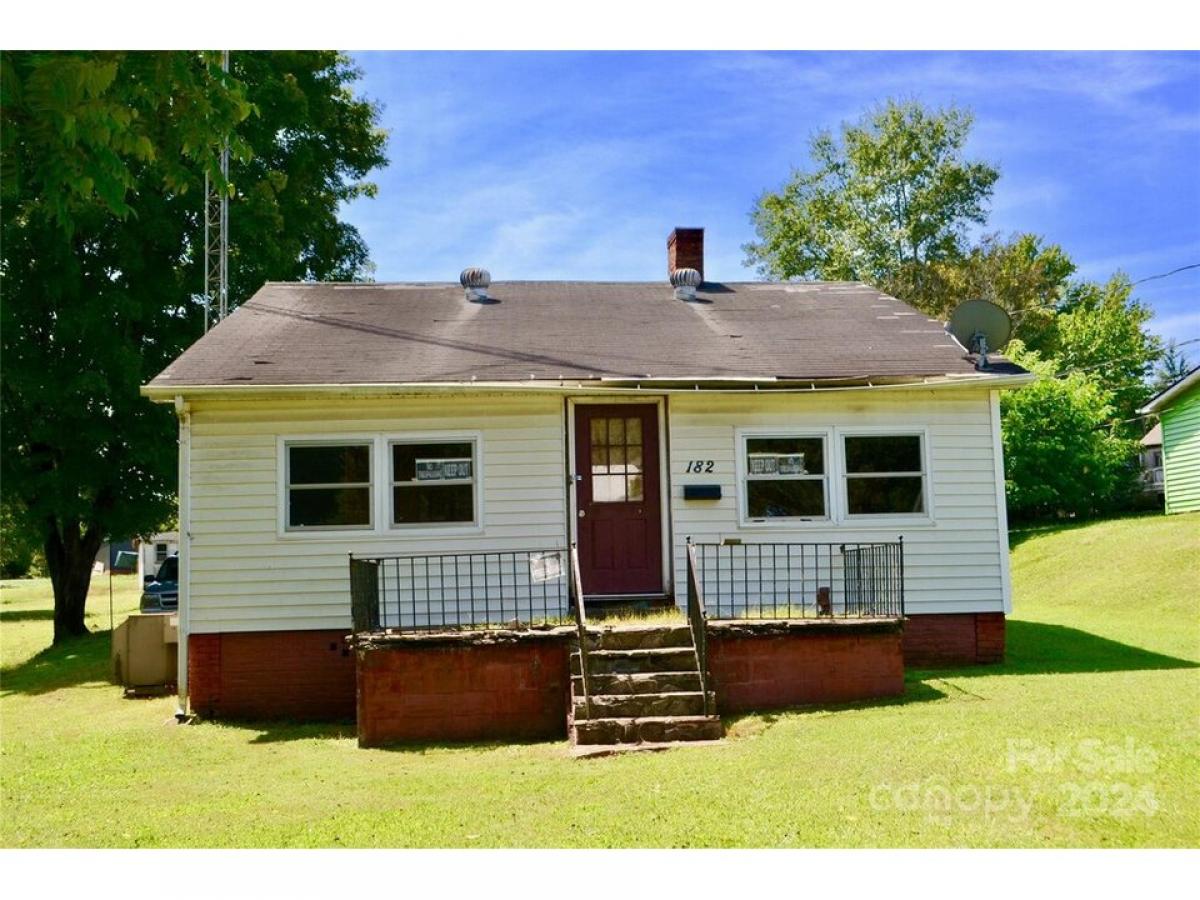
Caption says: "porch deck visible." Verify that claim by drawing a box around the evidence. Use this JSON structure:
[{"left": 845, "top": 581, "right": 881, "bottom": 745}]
[{"left": 348, "top": 540, "right": 906, "bottom": 748}]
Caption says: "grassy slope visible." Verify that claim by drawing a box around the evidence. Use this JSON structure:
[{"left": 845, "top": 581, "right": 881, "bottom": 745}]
[{"left": 1, "top": 514, "right": 1197, "bottom": 848}]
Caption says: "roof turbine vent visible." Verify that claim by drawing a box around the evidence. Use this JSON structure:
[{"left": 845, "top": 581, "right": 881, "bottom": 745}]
[
  {"left": 670, "top": 267, "right": 702, "bottom": 301},
  {"left": 460, "top": 267, "right": 492, "bottom": 302}
]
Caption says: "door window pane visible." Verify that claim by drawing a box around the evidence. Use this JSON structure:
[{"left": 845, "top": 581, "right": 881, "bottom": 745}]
[
  {"left": 589, "top": 414, "right": 647, "bottom": 503},
  {"left": 608, "top": 417, "right": 625, "bottom": 445},
  {"left": 627, "top": 474, "right": 644, "bottom": 502}
]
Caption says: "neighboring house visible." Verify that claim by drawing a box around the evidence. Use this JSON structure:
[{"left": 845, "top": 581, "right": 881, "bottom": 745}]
[
  {"left": 142, "top": 228, "right": 1033, "bottom": 732},
  {"left": 137, "top": 531, "right": 179, "bottom": 580},
  {"left": 1139, "top": 423, "right": 1165, "bottom": 496},
  {"left": 1138, "top": 365, "right": 1200, "bottom": 515}
]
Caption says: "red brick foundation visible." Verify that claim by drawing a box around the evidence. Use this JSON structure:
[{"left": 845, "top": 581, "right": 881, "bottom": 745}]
[
  {"left": 188, "top": 630, "right": 356, "bottom": 720},
  {"left": 355, "top": 633, "right": 570, "bottom": 747},
  {"left": 901, "top": 613, "right": 1006, "bottom": 667},
  {"left": 707, "top": 621, "right": 905, "bottom": 713}
]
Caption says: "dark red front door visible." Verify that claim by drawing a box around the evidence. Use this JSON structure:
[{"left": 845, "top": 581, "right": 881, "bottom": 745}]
[{"left": 575, "top": 404, "right": 663, "bottom": 596}]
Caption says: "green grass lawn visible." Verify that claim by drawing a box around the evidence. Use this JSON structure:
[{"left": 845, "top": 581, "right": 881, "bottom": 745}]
[{"left": 2, "top": 513, "right": 1197, "bottom": 847}]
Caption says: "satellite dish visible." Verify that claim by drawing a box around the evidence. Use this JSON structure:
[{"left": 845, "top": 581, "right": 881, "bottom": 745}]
[{"left": 948, "top": 299, "right": 1012, "bottom": 370}]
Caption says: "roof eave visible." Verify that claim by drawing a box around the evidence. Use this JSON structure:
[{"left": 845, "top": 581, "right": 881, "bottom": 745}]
[
  {"left": 1137, "top": 367, "right": 1200, "bottom": 414},
  {"left": 140, "top": 372, "right": 1036, "bottom": 403}
]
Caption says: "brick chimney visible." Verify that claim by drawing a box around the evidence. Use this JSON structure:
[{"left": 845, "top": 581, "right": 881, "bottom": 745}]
[{"left": 667, "top": 227, "right": 704, "bottom": 281}]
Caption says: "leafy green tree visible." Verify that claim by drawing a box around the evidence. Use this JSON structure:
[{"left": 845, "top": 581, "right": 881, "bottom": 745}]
[
  {"left": 1, "top": 503, "right": 43, "bottom": 578},
  {"left": 1150, "top": 338, "right": 1193, "bottom": 394},
  {"left": 744, "top": 99, "right": 999, "bottom": 284},
  {"left": 1000, "top": 344, "right": 1139, "bottom": 520},
  {"left": 884, "top": 232, "right": 1076, "bottom": 352},
  {"left": 1, "top": 51, "right": 387, "bottom": 642},
  {"left": 1052, "top": 274, "right": 1163, "bottom": 429}
]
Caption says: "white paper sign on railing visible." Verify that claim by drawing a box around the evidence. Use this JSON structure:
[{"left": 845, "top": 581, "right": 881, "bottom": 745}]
[{"left": 529, "top": 551, "right": 564, "bottom": 583}]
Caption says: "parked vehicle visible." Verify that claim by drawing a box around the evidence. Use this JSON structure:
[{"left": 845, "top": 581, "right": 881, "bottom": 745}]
[{"left": 140, "top": 553, "right": 179, "bottom": 613}]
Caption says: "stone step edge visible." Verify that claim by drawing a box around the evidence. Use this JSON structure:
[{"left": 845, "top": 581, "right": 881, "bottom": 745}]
[
  {"left": 573, "top": 691, "right": 710, "bottom": 702},
  {"left": 571, "top": 739, "right": 725, "bottom": 759},
  {"left": 574, "top": 648, "right": 697, "bottom": 658},
  {"left": 573, "top": 714, "right": 721, "bottom": 726}
]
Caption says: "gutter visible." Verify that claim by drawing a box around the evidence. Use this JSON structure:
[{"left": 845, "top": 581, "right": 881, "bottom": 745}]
[
  {"left": 141, "top": 373, "right": 1036, "bottom": 403},
  {"left": 174, "top": 397, "right": 192, "bottom": 721},
  {"left": 1138, "top": 367, "right": 1200, "bottom": 415}
]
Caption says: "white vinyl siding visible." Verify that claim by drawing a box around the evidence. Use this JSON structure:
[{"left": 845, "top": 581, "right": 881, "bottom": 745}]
[
  {"left": 668, "top": 389, "right": 1009, "bottom": 615},
  {"left": 186, "top": 394, "right": 568, "bottom": 633},
  {"left": 183, "top": 385, "right": 1014, "bottom": 632}
]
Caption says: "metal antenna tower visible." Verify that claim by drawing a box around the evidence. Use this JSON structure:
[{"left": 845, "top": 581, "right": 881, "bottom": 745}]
[{"left": 203, "top": 50, "right": 230, "bottom": 332}]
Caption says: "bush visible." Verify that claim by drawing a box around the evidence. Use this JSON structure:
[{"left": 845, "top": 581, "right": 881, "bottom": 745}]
[
  {"left": 1, "top": 504, "right": 44, "bottom": 578},
  {"left": 1001, "top": 348, "right": 1139, "bottom": 521}
]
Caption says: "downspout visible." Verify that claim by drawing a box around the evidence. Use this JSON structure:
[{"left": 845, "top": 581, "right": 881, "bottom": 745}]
[{"left": 174, "top": 396, "right": 192, "bottom": 721}]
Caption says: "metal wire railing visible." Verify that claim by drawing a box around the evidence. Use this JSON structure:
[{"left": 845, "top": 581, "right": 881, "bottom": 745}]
[
  {"left": 349, "top": 548, "right": 572, "bottom": 632},
  {"left": 692, "top": 539, "right": 904, "bottom": 620}
]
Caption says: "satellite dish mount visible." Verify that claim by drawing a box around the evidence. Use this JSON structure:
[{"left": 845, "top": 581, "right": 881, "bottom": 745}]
[{"left": 947, "top": 299, "right": 1013, "bottom": 371}]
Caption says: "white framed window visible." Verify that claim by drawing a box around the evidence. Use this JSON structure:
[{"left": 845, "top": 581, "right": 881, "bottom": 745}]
[
  {"left": 154, "top": 542, "right": 169, "bottom": 564},
  {"left": 840, "top": 432, "right": 928, "bottom": 517},
  {"left": 283, "top": 440, "right": 374, "bottom": 531},
  {"left": 739, "top": 432, "right": 830, "bottom": 524},
  {"left": 389, "top": 437, "right": 479, "bottom": 528}
]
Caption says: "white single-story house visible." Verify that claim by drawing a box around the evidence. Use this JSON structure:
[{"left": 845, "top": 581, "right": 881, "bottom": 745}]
[{"left": 142, "top": 228, "right": 1032, "bottom": 732}]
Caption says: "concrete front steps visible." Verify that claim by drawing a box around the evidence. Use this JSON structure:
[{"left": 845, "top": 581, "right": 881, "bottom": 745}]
[{"left": 569, "top": 623, "right": 723, "bottom": 752}]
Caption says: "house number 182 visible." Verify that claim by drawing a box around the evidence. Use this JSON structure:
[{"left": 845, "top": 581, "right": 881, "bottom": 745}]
[{"left": 685, "top": 460, "right": 715, "bottom": 473}]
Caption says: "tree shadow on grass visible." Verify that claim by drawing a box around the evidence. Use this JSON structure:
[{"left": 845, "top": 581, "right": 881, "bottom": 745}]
[
  {"left": 214, "top": 718, "right": 561, "bottom": 753},
  {"left": 0, "top": 628, "right": 116, "bottom": 696},
  {"left": 722, "top": 619, "right": 1199, "bottom": 734},
  {"left": 0, "top": 609, "right": 55, "bottom": 622},
  {"left": 722, "top": 679, "right": 951, "bottom": 738},
  {"left": 910, "top": 619, "right": 1199, "bottom": 682},
  {"left": 1007, "top": 511, "right": 1163, "bottom": 549}
]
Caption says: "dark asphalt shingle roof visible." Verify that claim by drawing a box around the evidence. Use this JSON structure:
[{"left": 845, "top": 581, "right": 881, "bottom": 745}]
[{"left": 148, "top": 280, "right": 1025, "bottom": 388}]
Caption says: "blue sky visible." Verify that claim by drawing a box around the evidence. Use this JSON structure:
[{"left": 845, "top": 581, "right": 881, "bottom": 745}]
[{"left": 341, "top": 51, "right": 1200, "bottom": 355}]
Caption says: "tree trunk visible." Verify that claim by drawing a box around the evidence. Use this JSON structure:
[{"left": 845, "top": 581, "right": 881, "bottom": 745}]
[{"left": 44, "top": 519, "right": 104, "bottom": 643}]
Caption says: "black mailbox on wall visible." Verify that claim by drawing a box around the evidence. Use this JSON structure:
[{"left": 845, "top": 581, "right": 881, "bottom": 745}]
[{"left": 683, "top": 484, "right": 722, "bottom": 500}]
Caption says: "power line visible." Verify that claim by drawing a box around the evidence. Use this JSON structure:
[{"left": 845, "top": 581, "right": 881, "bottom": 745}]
[
  {"left": 1006, "top": 262, "right": 1199, "bottom": 321},
  {"left": 1132, "top": 263, "right": 1200, "bottom": 286},
  {"left": 1052, "top": 337, "right": 1199, "bottom": 379}
]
